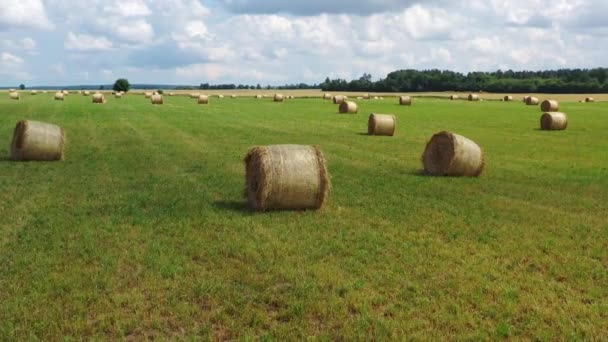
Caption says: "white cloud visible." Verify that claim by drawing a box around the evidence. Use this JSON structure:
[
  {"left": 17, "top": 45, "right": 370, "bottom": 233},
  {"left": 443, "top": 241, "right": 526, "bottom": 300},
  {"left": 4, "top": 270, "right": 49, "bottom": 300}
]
[
  {"left": 0, "top": 0, "right": 52, "bottom": 30},
  {"left": 1, "top": 52, "right": 23, "bottom": 64},
  {"left": 105, "top": 0, "right": 151, "bottom": 17},
  {"left": 65, "top": 32, "right": 114, "bottom": 51}
]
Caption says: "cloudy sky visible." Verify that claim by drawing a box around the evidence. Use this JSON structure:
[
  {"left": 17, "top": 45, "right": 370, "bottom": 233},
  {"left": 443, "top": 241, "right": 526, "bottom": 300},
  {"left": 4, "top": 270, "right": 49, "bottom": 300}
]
[{"left": 0, "top": 0, "right": 606, "bottom": 86}]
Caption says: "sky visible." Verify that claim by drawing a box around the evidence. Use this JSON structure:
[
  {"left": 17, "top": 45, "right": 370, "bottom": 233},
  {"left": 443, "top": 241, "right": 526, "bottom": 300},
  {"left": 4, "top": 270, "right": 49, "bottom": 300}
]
[{"left": 0, "top": 0, "right": 606, "bottom": 86}]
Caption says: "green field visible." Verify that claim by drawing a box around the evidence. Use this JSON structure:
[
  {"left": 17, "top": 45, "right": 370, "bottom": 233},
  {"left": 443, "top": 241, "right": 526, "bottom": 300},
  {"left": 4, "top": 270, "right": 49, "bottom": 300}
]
[{"left": 0, "top": 93, "right": 606, "bottom": 340}]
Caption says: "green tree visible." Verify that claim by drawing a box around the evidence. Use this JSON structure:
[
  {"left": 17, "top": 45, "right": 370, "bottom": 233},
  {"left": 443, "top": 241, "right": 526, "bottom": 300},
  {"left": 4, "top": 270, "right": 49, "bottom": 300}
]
[
  {"left": 19, "top": 84, "right": 25, "bottom": 90},
  {"left": 113, "top": 79, "right": 131, "bottom": 93}
]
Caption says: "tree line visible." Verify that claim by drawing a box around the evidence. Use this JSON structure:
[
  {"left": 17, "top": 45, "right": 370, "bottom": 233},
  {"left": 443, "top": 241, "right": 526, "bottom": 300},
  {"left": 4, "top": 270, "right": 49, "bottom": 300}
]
[{"left": 319, "top": 69, "right": 608, "bottom": 93}]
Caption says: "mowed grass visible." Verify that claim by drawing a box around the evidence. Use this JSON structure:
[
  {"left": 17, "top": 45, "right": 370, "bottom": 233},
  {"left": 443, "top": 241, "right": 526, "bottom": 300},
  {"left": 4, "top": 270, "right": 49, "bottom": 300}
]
[{"left": 0, "top": 93, "right": 606, "bottom": 340}]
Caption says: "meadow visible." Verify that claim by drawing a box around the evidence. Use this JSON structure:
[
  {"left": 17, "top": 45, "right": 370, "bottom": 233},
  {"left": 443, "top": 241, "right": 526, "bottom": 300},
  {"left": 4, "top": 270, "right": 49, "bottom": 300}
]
[{"left": 0, "top": 92, "right": 606, "bottom": 340}]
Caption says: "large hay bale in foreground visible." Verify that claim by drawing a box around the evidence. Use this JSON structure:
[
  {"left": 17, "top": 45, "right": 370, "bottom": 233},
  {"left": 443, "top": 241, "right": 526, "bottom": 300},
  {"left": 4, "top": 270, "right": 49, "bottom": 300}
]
[
  {"left": 151, "top": 94, "right": 163, "bottom": 105},
  {"left": 54, "top": 92, "right": 65, "bottom": 101},
  {"left": 198, "top": 95, "right": 209, "bottom": 104},
  {"left": 468, "top": 94, "right": 480, "bottom": 101},
  {"left": 323, "top": 93, "right": 332, "bottom": 100},
  {"left": 541, "top": 100, "right": 559, "bottom": 112},
  {"left": 399, "top": 96, "right": 412, "bottom": 106},
  {"left": 541, "top": 112, "right": 568, "bottom": 131},
  {"left": 244, "top": 145, "right": 330, "bottom": 211},
  {"left": 422, "top": 131, "right": 484, "bottom": 177},
  {"left": 339, "top": 101, "right": 358, "bottom": 114},
  {"left": 92, "top": 93, "right": 106, "bottom": 104},
  {"left": 526, "top": 97, "right": 539, "bottom": 105},
  {"left": 368, "top": 113, "right": 396, "bottom": 136},
  {"left": 585, "top": 97, "right": 595, "bottom": 103},
  {"left": 10, "top": 120, "right": 65, "bottom": 161},
  {"left": 9, "top": 92, "right": 20, "bottom": 100},
  {"left": 504, "top": 95, "right": 513, "bottom": 101},
  {"left": 332, "top": 95, "right": 346, "bottom": 104},
  {"left": 274, "top": 94, "right": 284, "bottom": 102}
]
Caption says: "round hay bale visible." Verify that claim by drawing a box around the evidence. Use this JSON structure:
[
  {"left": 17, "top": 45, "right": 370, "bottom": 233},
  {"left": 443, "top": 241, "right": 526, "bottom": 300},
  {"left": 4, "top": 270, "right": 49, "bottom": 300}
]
[
  {"left": 151, "top": 94, "right": 164, "bottom": 105},
  {"left": 115, "top": 93, "right": 123, "bottom": 99},
  {"left": 368, "top": 113, "right": 396, "bottom": 136},
  {"left": 399, "top": 96, "right": 412, "bottom": 106},
  {"left": 144, "top": 92, "right": 153, "bottom": 99},
  {"left": 380, "top": 97, "right": 384, "bottom": 100},
  {"left": 168, "top": 92, "right": 175, "bottom": 96},
  {"left": 339, "top": 101, "right": 358, "bottom": 114},
  {"left": 523, "top": 96, "right": 530, "bottom": 103},
  {"left": 585, "top": 97, "right": 595, "bottom": 103},
  {"left": 218, "top": 94, "right": 224, "bottom": 98},
  {"left": 274, "top": 94, "right": 284, "bottom": 102},
  {"left": 9, "top": 88, "right": 15, "bottom": 92},
  {"left": 42, "top": 91, "right": 48, "bottom": 94},
  {"left": 332, "top": 95, "right": 346, "bottom": 104},
  {"left": 62, "top": 90, "right": 69, "bottom": 95},
  {"left": 256, "top": 94, "right": 263, "bottom": 99},
  {"left": 54, "top": 92, "right": 65, "bottom": 101},
  {"left": 541, "top": 112, "right": 568, "bottom": 131},
  {"left": 31, "top": 90, "right": 38, "bottom": 95},
  {"left": 9, "top": 92, "right": 20, "bottom": 100},
  {"left": 450, "top": 95, "right": 459, "bottom": 100},
  {"left": 231, "top": 95, "right": 237, "bottom": 98},
  {"left": 10, "top": 120, "right": 65, "bottom": 161},
  {"left": 363, "top": 93, "right": 371, "bottom": 100},
  {"left": 244, "top": 145, "right": 330, "bottom": 211},
  {"left": 541, "top": 100, "right": 559, "bottom": 112},
  {"left": 373, "top": 96, "right": 379, "bottom": 100},
  {"left": 526, "top": 97, "right": 539, "bottom": 105},
  {"left": 92, "top": 93, "right": 106, "bottom": 104},
  {"left": 357, "top": 96, "right": 363, "bottom": 100},
  {"left": 198, "top": 95, "right": 209, "bottom": 104},
  {"left": 504, "top": 95, "right": 513, "bottom": 101},
  {"left": 190, "top": 93, "right": 199, "bottom": 99},
  {"left": 323, "top": 93, "right": 332, "bottom": 100},
  {"left": 422, "top": 131, "right": 484, "bottom": 177},
  {"left": 83, "top": 91, "right": 90, "bottom": 96},
  {"left": 468, "top": 94, "right": 480, "bottom": 101}
]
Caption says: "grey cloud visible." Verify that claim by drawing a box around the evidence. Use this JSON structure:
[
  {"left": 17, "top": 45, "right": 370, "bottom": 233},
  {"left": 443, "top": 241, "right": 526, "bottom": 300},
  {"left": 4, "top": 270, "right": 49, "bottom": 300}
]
[{"left": 218, "top": 0, "right": 434, "bottom": 16}]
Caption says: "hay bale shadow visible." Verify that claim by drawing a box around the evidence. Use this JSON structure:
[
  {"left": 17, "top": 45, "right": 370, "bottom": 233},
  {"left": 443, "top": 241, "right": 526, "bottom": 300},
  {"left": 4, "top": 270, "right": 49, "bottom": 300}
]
[{"left": 213, "top": 200, "right": 251, "bottom": 213}]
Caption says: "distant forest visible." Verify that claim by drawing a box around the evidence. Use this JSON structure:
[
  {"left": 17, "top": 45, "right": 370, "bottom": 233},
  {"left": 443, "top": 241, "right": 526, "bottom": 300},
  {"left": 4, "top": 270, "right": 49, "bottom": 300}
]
[{"left": 319, "top": 69, "right": 608, "bottom": 93}]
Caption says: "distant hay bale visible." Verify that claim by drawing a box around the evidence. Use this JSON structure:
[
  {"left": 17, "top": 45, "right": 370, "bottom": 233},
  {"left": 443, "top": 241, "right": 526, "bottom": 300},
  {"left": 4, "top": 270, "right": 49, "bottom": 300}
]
[
  {"left": 541, "top": 100, "right": 559, "bottom": 112},
  {"left": 450, "top": 95, "right": 459, "bottom": 100},
  {"left": 115, "top": 93, "right": 123, "bottom": 99},
  {"left": 339, "top": 101, "right": 358, "bottom": 114},
  {"left": 62, "top": 91, "right": 69, "bottom": 95},
  {"left": 422, "top": 131, "right": 484, "bottom": 177},
  {"left": 541, "top": 112, "right": 568, "bottom": 131},
  {"left": 42, "top": 91, "right": 48, "bottom": 94},
  {"left": 244, "top": 145, "right": 330, "bottom": 211},
  {"left": 468, "top": 94, "right": 480, "bottom": 101},
  {"left": 323, "top": 93, "right": 332, "bottom": 100},
  {"left": 380, "top": 97, "right": 384, "bottom": 100},
  {"left": 151, "top": 94, "right": 164, "bottom": 105},
  {"left": 332, "top": 95, "right": 346, "bottom": 104},
  {"left": 83, "top": 91, "right": 90, "bottom": 96},
  {"left": 190, "top": 93, "right": 199, "bottom": 99},
  {"left": 373, "top": 96, "right": 379, "bottom": 100},
  {"left": 585, "top": 97, "right": 595, "bottom": 103},
  {"left": 231, "top": 95, "right": 237, "bottom": 98},
  {"left": 357, "top": 97, "right": 363, "bottom": 100},
  {"left": 144, "top": 92, "right": 153, "bottom": 98},
  {"left": 10, "top": 120, "right": 65, "bottom": 161},
  {"left": 526, "top": 97, "right": 539, "bottom": 105},
  {"left": 9, "top": 88, "right": 15, "bottom": 92},
  {"left": 218, "top": 94, "right": 224, "bottom": 98},
  {"left": 363, "top": 93, "right": 371, "bottom": 100},
  {"left": 31, "top": 90, "right": 38, "bottom": 95},
  {"left": 523, "top": 96, "right": 530, "bottom": 103},
  {"left": 198, "top": 95, "right": 209, "bottom": 104},
  {"left": 399, "top": 96, "right": 412, "bottom": 106},
  {"left": 256, "top": 94, "right": 263, "bottom": 99},
  {"left": 504, "top": 95, "right": 513, "bottom": 101},
  {"left": 9, "top": 92, "right": 20, "bottom": 100},
  {"left": 54, "top": 92, "right": 65, "bottom": 101},
  {"left": 368, "top": 113, "right": 396, "bottom": 136},
  {"left": 274, "top": 94, "right": 284, "bottom": 102},
  {"left": 168, "top": 92, "right": 175, "bottom": 96},
  {"left": 92, "top": 93, "right": 106, "bottom": 104}
]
